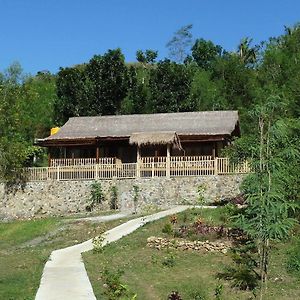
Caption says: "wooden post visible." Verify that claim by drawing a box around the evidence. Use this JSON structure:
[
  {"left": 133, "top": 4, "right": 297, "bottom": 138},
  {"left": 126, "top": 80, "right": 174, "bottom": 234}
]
[
  {"left": 136, "top": 146, "right": 141, "bottom": 178},
  {"left": 95, "top": 164, "right": 98, "bottom": 180},
  {"left": 214, "top": 157, "right": 218, "bottom": 175},
  {"left": 166, "top": 144, "right": 171, "bottom": 178},
  {"left": 57, "top": 166, "right": 60, "bottom": 181},
  {"left": 212, "top": 143, "right": 216, "bottom": 159},
  {"left": 96, "top": 147, "right": 100, "bottom": 163},
  {"left": 152, "top": 162, "right": 155, "bottom": 178},
  {"left": 48, "top": 151, "right": 51, "bottom": 167}
]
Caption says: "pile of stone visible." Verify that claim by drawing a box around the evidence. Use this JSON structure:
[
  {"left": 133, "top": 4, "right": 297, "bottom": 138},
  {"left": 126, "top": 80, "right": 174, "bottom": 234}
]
[{"left": 147, "top": 236, "right": 231, "bottom": 254}]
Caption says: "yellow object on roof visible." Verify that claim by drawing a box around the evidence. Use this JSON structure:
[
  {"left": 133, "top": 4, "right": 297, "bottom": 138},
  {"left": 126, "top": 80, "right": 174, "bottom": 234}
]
[{"left": 50, "top": 127, "right": 60, "bottom": 136}]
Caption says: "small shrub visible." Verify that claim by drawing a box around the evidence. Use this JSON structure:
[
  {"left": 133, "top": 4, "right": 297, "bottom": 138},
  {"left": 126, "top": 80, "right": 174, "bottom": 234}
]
[
  {"left": 92, "top": 234, "right": 105, "bottom": 253},
  {"left": 168, "top": 291, "right": 182, "bottom": 300},
  {"left": 220, "top": 203, "right": 238, "bottom": 224},
  {"left": 217, "top": 242, "right": 259, "bottom": 290},
  {"left": 182, "top": 211, "right": 188, "bottom": 223},
  {"left": 87, "top": 181, "right": 105, "bottom": 211},
  {"left": 286, "top": 238, "right": 300, "bottom": 275},
  {"left": 162, "top": 223, "right": 173, "bottom": 235},
  {"left": 102, "top": 269, "right": 126, "bottom": 298},
  {"left": 132, "top": 185, "right": 139, "bottom": 214},
  {"left": 214, "top": 283, "right": 223, "bottom": 300},
  {"left": 162, "top": 252, "right": 176, "bottom": 268},
  {"left": 101, "top": 268, "right": 136, "bottom": 299},
  {"left": 110, "top": 185, "right": 118, "bottom": 210},
  {"left": 197, "top": 184, "right": 206, "bottom": 206}
]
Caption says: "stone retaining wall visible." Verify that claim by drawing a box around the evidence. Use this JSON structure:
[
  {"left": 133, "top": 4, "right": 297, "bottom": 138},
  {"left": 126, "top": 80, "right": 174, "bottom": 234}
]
[
  {"left": 147, "top": 236, "right": 231, "bottom": 253},
  {"left": 0, "top": 175, "right": 245, "bottom": 220}
]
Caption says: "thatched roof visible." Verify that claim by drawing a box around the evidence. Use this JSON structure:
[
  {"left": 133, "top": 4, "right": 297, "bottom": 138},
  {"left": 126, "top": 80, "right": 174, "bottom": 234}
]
[
  {"left": 40, "top": 111, "right": 240, "bottom": 145},
  {"left": 129, "top": 131, "right": 182, "bottom": 149}
]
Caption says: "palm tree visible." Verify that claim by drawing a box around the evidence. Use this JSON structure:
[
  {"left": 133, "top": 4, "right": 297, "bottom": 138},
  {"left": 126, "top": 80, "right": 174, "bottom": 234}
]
[{"left": 238, "top": 37, "right": 257, "bottom": 65}]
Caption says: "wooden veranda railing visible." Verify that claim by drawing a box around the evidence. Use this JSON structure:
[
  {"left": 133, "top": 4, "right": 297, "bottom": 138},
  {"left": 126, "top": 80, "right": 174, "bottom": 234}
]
[
  {"left": 50, "top": 157, "right": 115, "bottom": 167},
  {"left": 26, "top": 156, "right": 250, "bottom": 182}
]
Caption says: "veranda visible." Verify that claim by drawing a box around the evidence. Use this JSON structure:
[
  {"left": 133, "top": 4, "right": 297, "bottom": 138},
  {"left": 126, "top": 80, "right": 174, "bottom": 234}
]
[{"left": 26, "top": 156, "right": 250, "bottom": 182}]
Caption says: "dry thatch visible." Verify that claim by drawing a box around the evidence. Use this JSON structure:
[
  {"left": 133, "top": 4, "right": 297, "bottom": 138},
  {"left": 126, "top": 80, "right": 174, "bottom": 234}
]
[
  {"left": 129, "top": 131, "right": 182, "bottom": 149},
  {"left": 41, "top": 111, "right": 240, "bottom": 144}
]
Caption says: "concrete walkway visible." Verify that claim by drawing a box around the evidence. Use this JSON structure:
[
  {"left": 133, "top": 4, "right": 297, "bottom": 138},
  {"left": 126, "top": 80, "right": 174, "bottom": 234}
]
[
  {"left": 35, "top": 205, "right": 191, "bottom": 300},
  {"left": 75, "top": 212, "right": 129, "bottom": 223}
]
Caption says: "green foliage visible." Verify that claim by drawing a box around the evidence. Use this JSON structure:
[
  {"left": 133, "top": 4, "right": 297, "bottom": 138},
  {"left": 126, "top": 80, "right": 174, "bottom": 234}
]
[
  {"left": 214, "top": 283, "right": 224, "bottom": 300},
  {"left": 218, "top": 242, "right": 259, "bottom": 291},
  {"left": 191, "top": 38, "right": 223, "bottom": 70},
  {"left": 101, "top": 268, "right": 136, "bottom": 300},
  {"left": 132, "top": 185, "right": 139, "bottom": 214},
  {"left": 286, "top": 237, "right": 300, "bottom": 276},
  {"left": 110, "top": 185, "right": 118, "bottom": 210},
  {"left": 87, "top": 181, "right": 105, "bottom": 211},
  {"left": 196, "top": 184, "right": 206, "bottom": 206},
  {"left": 136, "top": 49, "right": 158, "bottom": 64},
  {"left": 149, "top": 59, "right": 193, "bottom": 112},
  {"left": 86, "top": 49, "right": 128, "bottom": 116},
  {"left": 55, "top": 49, "right": 128, "bottom": 124},
  {"left": 55, "top": 65, "right": 90, "bottom": 124},
  {"left": 161, "top": 252, "right": 176, "bottom": 267},
  {"left": 229, "top": 100, "right": 299, "bottom": 298},
  {"left": 162, "top": 223, "right": 173, "bottom": 235},
  {"left": 166, "top": 24, "right": 193, "bottom": 63},
  {"left": 92, "top": 234, "right": 105, "bottom": 253}
]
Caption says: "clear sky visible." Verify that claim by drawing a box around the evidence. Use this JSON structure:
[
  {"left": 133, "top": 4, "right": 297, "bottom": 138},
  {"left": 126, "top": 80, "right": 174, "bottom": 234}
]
[{"left": 0, "top": 0, "right": 299, "bottom": 75}]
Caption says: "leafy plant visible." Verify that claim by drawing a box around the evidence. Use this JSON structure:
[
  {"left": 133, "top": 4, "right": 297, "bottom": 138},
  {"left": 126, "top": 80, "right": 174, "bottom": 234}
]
[
  {"left": 101, "top": 269, "right": 127, "bottom": 298},
  {"left": 217, "top": 241, "right": 259, "bottom": 290},
  {"left": 231, "top": 101, "right": 299, "bottom": 299},
  {"left": 87, "top": 181, "right": 105, "bottom": 211},
  {"left": 197, "top": 184, "right": 206, "bottom": 206},
  {"left": 214, "top": 282, "right": 223, "bottom": 300},
  {"left": 110, "top": 185, "right": 118, "bottom": 210},
  {"left": 162, "top": 223, "right": 173, "bottom": 235},
  {"left": 162, "top": 252, "right": 176, "bottom": 268},
  {"left": 286, "top": 237, "right": 300, "bottom": 276},
  {"left": 101, "top": 268, "right": 136, "bottom": 300},
  {"left": 132, "top": 185, "right": 139, "bottom": 214},
  {"left": 92, "top": 234, "right": 105, "bottom": 253}
]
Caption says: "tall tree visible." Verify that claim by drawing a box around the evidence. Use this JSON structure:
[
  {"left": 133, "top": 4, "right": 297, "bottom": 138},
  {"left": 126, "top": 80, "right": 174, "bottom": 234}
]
[
  {"left": 55, "top": 65, "right": 91, "bottom": 125},
  {"left": 191, "top": 38, "right": 223, "bottom": 70},
  {"left": 0, "top": 65, "right": 27, "bottom": 183},
  {"left": 230, "top": 98, "right": 299, "bottom": 299},
  {"left": 166, "top": 24, "right": 193, "bottom": 63},
  {"left": 86, "top": 49, "right": 128, "bottom": 115},
  {"left": 237, "top": 37, "right": 258, "bottom": 65},
  {"left": 149, "top": 59, "right": 193, "bottom": 112},
  {"left": 22, "top": 72, "right": 56, "bottom": 138},
  {"left": 120, "top": 66, "right": 149, "bottom": 114}
]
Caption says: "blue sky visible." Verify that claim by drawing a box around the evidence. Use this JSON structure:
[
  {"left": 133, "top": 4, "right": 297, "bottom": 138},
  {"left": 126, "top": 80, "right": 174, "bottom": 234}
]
[{"left": 0, "top": 0, "right": 299, "bottom": 75}]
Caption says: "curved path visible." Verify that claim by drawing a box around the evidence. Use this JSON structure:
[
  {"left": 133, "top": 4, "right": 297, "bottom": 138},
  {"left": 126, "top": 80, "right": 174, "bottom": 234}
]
[{"left": 35, "top": 205, "right": 192, "bottom": 300}]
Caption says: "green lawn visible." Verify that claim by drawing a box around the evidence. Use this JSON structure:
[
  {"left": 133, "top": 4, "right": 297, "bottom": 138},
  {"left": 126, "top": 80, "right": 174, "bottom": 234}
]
[
  {"left": 0, "top": 212, "right": 131, "bottom": 300},
  {"left": 83, "top": 208, "right": 300, "bottom": 300}
]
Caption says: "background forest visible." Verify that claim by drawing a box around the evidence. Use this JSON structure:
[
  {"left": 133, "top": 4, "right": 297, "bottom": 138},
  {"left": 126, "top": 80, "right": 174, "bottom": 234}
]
[{"left": 0, "top": 24, "right": 299, "bottom": 178}]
